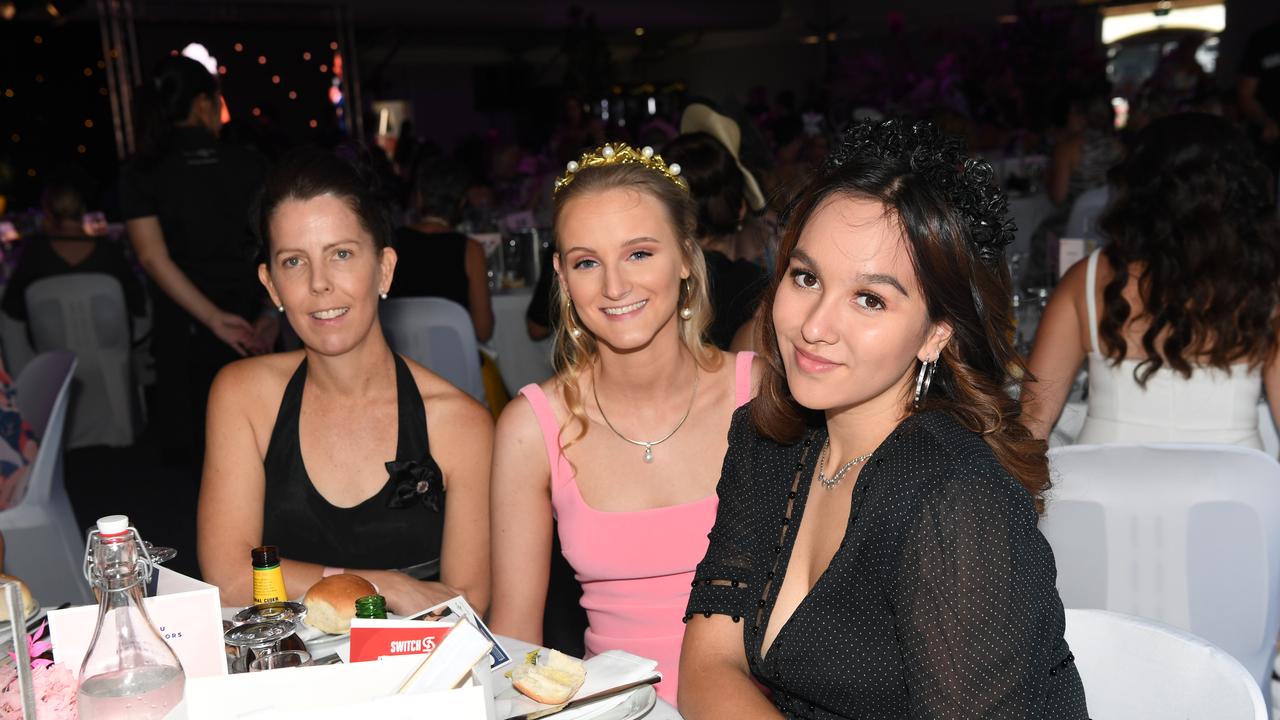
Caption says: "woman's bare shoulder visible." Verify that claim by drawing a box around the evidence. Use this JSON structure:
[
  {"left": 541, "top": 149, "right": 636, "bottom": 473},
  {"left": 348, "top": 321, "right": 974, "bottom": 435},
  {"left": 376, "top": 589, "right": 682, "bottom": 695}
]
[
  {"left": 400, "top": 356, "right": 492, "bottom": 428},
  {"left": 211, "top": 351, "right": 304, "bottom": 408}
]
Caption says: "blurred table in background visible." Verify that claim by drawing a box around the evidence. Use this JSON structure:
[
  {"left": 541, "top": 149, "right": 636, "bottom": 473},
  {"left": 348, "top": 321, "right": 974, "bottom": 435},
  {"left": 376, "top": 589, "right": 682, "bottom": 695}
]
[{"left": 490, "top": 287, "right": 554, "bottom": 392}]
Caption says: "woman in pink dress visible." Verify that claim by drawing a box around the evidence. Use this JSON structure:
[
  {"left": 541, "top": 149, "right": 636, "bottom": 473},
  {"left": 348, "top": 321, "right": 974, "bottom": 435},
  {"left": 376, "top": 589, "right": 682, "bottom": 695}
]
[{"left": 489, "top": 144, "right": 759, "bottom": 703}]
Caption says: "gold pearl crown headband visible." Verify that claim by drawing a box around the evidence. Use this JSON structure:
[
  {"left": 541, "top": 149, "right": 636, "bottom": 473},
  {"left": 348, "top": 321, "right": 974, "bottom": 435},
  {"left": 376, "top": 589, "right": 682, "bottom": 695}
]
[{"left": 554, "top": 142, "right": 690, "bottom": 195}]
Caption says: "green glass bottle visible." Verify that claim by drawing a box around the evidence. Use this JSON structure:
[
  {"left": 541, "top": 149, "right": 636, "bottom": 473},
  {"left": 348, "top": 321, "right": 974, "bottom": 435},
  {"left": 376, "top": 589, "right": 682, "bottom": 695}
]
[{"left": 354, "top": 594, "right": 387, "bottom": 619}]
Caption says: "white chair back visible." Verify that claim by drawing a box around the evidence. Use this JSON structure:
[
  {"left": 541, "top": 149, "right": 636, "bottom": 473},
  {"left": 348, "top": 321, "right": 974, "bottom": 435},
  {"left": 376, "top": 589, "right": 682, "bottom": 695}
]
[
  {"left": 1064, "top": 185, "right": 1109, "bottom": 242},
  {"left": 25, "top": 273, "right": 137, "bottom": 447},
  {"left": 1043, "top": 443, "right": 1280, "bottom": 691},
  {"left": 1, "top": 350, "right": 93, "bottom": 605},
  {"left": 380, "top": 297, "right": 485, "bottom": 402},
  {"left": 1064, "top": 608, "right": 1266, "bottom": 720}
]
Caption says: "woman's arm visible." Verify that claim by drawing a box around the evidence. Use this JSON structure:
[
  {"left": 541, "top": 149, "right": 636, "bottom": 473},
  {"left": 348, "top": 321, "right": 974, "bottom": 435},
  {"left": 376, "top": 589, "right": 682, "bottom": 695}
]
[
  {"left": 487, "top": 395, "right": 554, "bottom": 643},
  {"left": 892, "top": 466, "right": 1050, "bottom": 718},
  {"left": 197, "top": 360, "right": 307, "bottom": 605},
  {"left": 1021, "top": 258, "right": 1089, "bottom": 439},
  {"left": 127, "top": 216, "right": 254, "bottom": 355},
  {"left": 679, "top": 615, "right": 782, "bottom": 719},
  {"left": 428, "top": 388, "right": 494, "bottom": 615},
  {"left": 464, "top": 238, "right": 495, "bottom": 342}
]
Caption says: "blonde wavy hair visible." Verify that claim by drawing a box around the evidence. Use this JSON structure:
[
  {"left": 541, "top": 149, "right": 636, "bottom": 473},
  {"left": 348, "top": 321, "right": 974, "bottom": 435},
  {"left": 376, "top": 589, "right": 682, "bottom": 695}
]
[{"left": 551, "top": 161, "right": 723, "bottom": 450}]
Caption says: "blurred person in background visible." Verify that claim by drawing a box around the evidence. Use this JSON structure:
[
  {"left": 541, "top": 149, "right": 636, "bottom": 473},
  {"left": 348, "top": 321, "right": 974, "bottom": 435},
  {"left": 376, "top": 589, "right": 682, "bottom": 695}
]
[
  {"left": 389, "top": 156, "right": 495, "bottom": 342},
  {"left": 2, "top": 171, "right": 145, "bottom": 326},
  {"left": 1023, "top": 113, "right": 1280, "bottom": 447},
  {"left": 663, "top": 130, "right": 768, "bottom": 350},
  {"left": 119, "top": 56, "right": 272, "bottom": 463}
]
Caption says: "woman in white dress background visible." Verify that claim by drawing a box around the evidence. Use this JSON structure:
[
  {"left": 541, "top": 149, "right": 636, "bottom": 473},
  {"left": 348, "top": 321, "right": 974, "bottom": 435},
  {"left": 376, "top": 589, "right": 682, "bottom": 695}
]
[{"left": 1022, "top": 112, "right": 1280, "bottom": 448}]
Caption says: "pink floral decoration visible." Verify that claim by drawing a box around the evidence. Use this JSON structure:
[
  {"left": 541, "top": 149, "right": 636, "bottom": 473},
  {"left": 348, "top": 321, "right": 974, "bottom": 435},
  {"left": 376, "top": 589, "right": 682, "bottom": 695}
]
[
  {"left": 8, "top": 621, "right": 52, "bottom": 670},
  {"left": 0, "top": 662, "right": 78, "bottom": 719}
]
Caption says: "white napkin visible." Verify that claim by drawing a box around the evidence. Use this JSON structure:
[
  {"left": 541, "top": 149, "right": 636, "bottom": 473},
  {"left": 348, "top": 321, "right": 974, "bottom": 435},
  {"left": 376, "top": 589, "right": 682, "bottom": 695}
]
[{"left": 493, "top": 650, "right": 660, "bottom": 720}]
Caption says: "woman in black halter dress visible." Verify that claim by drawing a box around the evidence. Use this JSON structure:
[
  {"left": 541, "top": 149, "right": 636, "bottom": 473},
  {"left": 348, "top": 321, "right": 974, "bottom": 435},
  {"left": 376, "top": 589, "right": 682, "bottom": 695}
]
[{"left": 196, "top": 148, "right": 493, "bottom": 614}]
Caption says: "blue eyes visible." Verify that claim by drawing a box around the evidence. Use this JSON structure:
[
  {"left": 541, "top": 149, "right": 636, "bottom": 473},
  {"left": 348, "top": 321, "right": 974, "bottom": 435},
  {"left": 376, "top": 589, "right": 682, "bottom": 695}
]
[
  {"left": 280, "top": 249, "right": 352, "bottom": 268},
  {"left": 571, "top": 250, "right": 653, "bottom": 270}
]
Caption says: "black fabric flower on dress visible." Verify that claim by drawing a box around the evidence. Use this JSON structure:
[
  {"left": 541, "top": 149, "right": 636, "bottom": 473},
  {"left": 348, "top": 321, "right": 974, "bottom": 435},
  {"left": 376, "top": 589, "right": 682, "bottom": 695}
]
[{"left": 385, "top": 457, "right": 445, "bottom": 512}]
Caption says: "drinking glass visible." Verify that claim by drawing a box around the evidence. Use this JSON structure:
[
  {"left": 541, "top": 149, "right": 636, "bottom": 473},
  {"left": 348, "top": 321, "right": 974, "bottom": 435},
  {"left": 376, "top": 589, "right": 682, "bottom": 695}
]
[{"left": 249, "top": 650, "right": 312, "bottom": 672}]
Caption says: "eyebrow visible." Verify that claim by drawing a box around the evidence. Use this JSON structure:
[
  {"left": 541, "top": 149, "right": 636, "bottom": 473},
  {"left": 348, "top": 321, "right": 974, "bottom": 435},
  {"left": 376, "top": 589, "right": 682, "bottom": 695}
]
[
  {"left": 790, "top": 248, "right": 910, "bottom": 297},
  {"left": 563, "top": 236, "right": 660, "bottom": 255},
  {"left": 274, "top": 240, "right": 358, "bottom": 259}
]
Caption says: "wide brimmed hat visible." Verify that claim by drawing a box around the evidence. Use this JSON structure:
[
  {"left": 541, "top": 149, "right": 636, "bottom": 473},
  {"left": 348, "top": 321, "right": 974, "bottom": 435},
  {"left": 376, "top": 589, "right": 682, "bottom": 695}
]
[{"left": 679, "top": 103, "right": 766, "bottom": 212}]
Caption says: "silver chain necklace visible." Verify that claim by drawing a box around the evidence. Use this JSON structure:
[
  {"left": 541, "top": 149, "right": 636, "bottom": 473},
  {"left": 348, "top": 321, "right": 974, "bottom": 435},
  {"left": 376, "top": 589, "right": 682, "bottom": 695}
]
[
  {"left": 592, "top": 368, "right": 699, "bottom": 463},
  {"left": 817, "top": 438, "right": 873, "bottom": 489}
]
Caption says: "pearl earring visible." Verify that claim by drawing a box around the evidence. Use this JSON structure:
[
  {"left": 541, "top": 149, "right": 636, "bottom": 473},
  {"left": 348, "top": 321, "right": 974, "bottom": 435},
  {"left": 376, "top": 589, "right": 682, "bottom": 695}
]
[
  {"left": 380, "top": 291, "right": 388, "bottom": 300},
  {"left": 567, "top": 297, "right": 583, "bottom": 339},
  {"left": 277, "top": 304, "right": 285, "bottom": 313},
  {"left": 679, "top": 279, "right": 693, "bottom": 320}
]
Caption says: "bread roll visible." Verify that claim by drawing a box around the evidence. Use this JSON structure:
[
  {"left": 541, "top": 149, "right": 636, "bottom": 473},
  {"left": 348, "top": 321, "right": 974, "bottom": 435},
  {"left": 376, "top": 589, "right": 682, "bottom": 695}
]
[
  {"left": 0, "top": 573, "right": 35, "bottom": 623},
  {"left": 511, "top": 650, "right": 586, "bottom": 705},
  {"left": 301, "top": 573, "right": 376, "bottom": 634}
]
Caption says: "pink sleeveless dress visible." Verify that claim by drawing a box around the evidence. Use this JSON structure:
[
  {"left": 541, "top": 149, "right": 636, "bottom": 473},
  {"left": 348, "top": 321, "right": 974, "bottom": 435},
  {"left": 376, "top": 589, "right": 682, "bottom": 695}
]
[{"left": 519, "top": 351, "right": 754, "bottom": 704}]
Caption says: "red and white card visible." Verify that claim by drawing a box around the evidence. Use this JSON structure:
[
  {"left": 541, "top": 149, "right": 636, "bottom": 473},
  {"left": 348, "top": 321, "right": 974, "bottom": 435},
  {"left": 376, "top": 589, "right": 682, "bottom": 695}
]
[{"left": 348, "top": 618, "right": 452, "bottom": 663}]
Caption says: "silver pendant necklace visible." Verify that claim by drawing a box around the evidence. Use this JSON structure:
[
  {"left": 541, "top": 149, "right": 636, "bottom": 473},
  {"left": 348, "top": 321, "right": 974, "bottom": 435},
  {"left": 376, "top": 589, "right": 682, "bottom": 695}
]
[
  {"left": 817, "top": 438, "right": 873, "bottom": 489},
  {"left": 592, "top": 367, "right": 699, "bottom": 463}
]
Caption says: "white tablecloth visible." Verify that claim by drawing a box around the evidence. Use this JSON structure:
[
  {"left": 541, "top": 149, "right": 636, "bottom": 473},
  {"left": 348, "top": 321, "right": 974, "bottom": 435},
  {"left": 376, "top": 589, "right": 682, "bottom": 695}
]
[
  {"left": 165, "top": 631, "right": 682, "bottom": 719},
  {"left": 490, "top": 288, "right": 555, "bottom": 392}
]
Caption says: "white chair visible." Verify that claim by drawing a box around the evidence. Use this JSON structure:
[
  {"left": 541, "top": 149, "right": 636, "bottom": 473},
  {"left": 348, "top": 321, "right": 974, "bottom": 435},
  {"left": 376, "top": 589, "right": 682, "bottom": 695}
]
[
  {"left": 1064, "top": 185, "right": 1109, "bottom": 242},
  {"left": 1065, "top": 608, "right": 1266, "bottom": 719},
  {"left": 0, "top": 351, "right": 93, "bottom": 606},
  {"left": 1043, "top": 443, "right": 1280, "bottom": 692},
  {"left": 25, "top": 273, "right": 138, "bottom": 448},
  {"left": 380, "top": 297, "right": 485, "bottom": 403}
]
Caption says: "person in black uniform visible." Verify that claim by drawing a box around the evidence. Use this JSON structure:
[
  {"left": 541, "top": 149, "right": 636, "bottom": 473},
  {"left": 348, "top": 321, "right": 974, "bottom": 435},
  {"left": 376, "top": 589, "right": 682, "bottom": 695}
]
[
  {"left": 118, "top": 56, "right": 273, "bottom": 462},
  {"left": 195, "top": 148, "right": 492, "bottom": 614},
  {"left": 679, "top": 120, "right": 1087, "bottom": 719}
]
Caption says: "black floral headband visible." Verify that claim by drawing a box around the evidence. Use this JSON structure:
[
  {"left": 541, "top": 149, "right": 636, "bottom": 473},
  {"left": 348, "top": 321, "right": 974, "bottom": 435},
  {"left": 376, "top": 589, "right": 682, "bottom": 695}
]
[{"left": 824, "top": 119, "right": 1015, "bottom": 271}]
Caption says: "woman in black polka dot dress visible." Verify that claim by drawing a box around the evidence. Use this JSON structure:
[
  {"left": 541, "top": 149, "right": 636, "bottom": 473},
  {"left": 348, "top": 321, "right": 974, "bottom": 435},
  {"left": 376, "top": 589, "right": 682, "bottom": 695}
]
[{"left": 678, "top": 120, "right": 1088, "bottom": 720}]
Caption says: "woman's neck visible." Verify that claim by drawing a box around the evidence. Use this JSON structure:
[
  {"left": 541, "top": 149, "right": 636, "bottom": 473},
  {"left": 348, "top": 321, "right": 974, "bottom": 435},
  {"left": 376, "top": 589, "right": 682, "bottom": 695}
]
[
  {"left": 593, "top": 322, "right": 696, "bottom": 405},
  {"left": 823, "top": 384, "right": 912, "bottom": 462},
  {"left": 302, "top": 324, "right": 397, "bottom": 398}
]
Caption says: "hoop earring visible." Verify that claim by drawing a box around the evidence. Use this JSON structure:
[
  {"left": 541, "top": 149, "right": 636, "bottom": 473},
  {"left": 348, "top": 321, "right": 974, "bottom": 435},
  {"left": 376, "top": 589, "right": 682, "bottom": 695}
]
[
  {"left": 679, "top": 279, "right": 693, "bottom": 320},
  {"left": 913, "top": 359, "right": 936, "bottom": 409}
]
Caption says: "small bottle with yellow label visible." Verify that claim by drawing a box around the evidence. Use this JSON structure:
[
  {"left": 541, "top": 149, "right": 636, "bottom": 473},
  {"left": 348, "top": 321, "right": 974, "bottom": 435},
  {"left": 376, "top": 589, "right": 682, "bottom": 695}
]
[{"left": 251, "top": 546, "right": 287, "bottom": 605}]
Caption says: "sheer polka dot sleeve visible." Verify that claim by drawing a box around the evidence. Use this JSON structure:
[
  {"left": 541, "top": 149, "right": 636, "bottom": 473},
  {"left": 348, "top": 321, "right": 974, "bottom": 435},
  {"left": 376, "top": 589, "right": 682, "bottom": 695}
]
[
  {"left": 685, "top": 406, "right": 759, "bottom": 622},
  {"left": 890, "top": 453, "right": 1060, "bottom": 719}
]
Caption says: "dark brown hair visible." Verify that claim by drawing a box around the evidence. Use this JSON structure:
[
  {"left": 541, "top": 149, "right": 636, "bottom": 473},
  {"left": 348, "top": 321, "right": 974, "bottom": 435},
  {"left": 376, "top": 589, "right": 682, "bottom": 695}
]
[
  {"left": 661, "top": 132, "right": 745, "bottom": 239},
  {"left": 751, "top": 120, "right": 1049, "bottom": 512},
  {"left": 1097, "top": 112, "right": 1280, "bottom": 384}
]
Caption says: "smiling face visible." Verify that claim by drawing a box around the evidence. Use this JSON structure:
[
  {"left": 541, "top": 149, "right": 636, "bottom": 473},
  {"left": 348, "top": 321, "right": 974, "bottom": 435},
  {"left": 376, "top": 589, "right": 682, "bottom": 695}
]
[
  {"left": 553, "top": 187, "right": 690, "bottom": 355},
  {"left": 772, "top": 194, "right": 951, "bottom": 417},
  {"left": 258, "top": 193, "right": 396, "bottom": 357}
]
